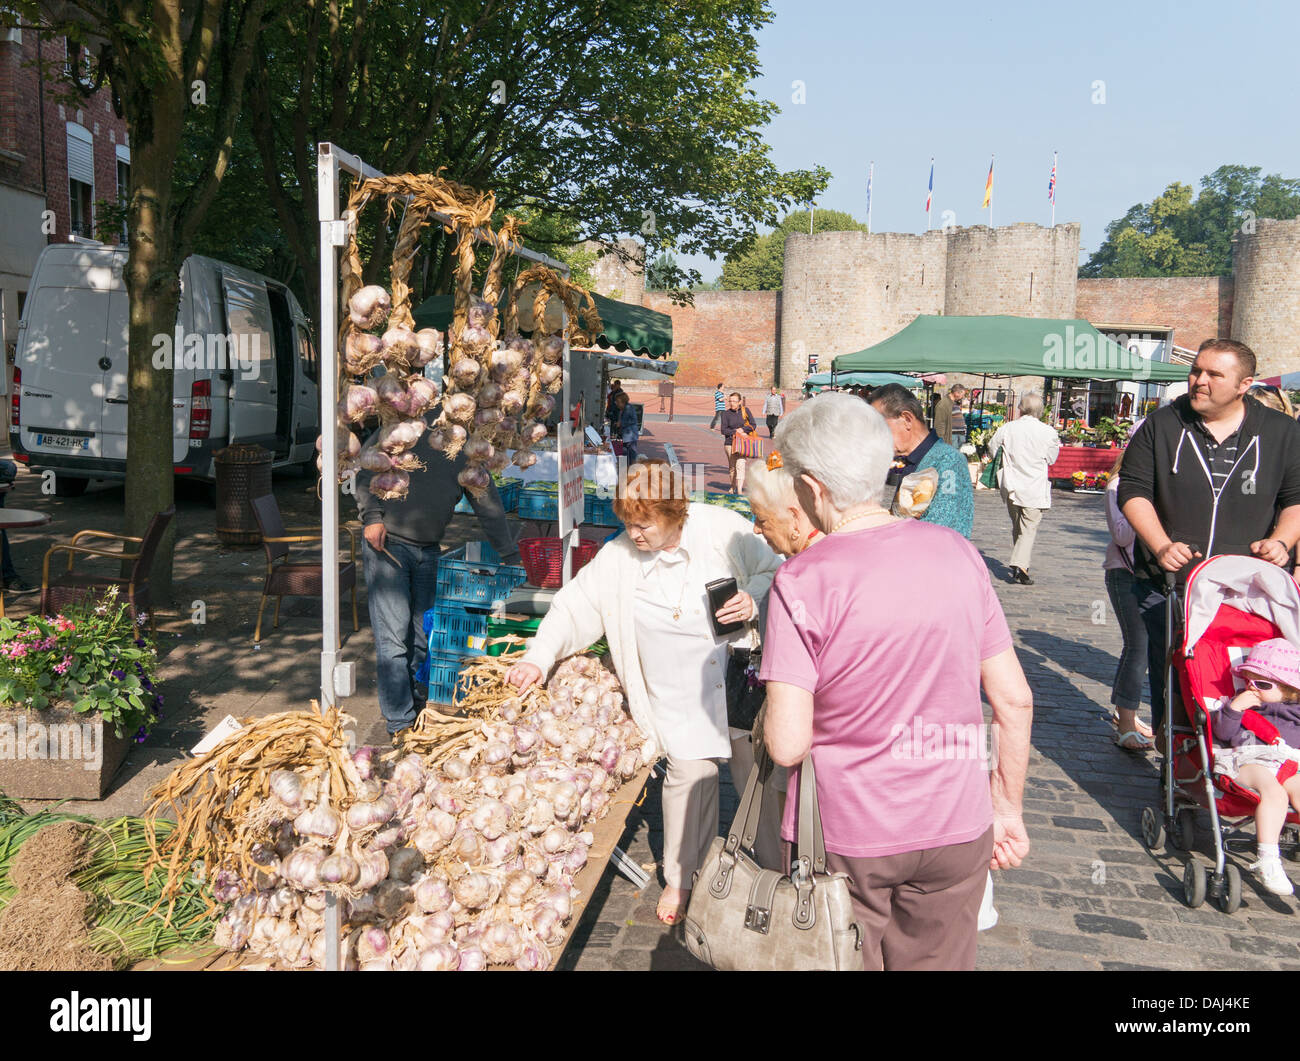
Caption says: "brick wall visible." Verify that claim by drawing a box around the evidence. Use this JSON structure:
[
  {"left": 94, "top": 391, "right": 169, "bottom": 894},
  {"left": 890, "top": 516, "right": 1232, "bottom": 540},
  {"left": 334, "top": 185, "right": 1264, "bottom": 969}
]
[
  {"left": 1075, "top": 276, "right": 1233, "bottom": 352},
  {"left": 944, "top": 223, "right": 1079, "bottom": 319},
  {"left": 642, "top": 290, "right": 779, "bottom": 389},
  {"left": 0, "top": 30, "right": 129, "bottom": 245}
]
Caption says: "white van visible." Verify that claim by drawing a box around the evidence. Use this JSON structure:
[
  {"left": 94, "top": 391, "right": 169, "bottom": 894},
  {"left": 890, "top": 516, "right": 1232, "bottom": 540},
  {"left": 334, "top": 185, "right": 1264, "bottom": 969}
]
[{"left": 10, "top": 244, "right": 320, "bottom": 494}]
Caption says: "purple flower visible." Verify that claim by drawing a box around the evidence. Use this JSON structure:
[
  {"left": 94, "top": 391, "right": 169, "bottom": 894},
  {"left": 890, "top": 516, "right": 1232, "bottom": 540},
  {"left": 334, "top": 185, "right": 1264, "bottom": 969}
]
[{"left": 110, "top": 668, "right": 126, "bottom": 680}]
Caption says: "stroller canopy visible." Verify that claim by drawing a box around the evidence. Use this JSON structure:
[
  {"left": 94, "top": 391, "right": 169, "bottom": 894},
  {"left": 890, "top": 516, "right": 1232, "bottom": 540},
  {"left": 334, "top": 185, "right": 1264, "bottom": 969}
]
[{"left": 1183, "top": 556, "right": 1300, "bottom": 655}]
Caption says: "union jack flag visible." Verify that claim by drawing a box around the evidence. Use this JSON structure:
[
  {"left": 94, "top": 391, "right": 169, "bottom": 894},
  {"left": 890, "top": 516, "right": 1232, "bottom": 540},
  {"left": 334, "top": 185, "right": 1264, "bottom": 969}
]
[{"left": 1048, "top": 154, "right": 1057, "bottom": 205}]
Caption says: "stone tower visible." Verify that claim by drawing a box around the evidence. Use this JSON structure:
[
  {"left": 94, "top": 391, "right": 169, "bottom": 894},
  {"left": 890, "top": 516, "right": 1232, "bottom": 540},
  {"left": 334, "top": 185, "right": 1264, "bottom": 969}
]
[
  {"left": 943, "top": 223, "right": 1080, "bottom": 319},
  {"left": 1231, "top": 218, "right": 1300, "bottom": 376}
]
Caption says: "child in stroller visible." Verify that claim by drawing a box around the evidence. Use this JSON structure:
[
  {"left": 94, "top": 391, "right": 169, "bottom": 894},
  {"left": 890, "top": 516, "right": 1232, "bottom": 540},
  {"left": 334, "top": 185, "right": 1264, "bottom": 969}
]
[{"left": 1212, "top": 638, "right": 1300, "bottom": 895}]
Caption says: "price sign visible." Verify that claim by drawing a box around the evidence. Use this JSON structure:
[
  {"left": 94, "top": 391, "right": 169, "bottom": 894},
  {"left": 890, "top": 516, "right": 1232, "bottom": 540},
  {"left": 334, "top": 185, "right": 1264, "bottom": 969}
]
[{"left": 558, "top": 423, "right": 585, "bottom": 538}]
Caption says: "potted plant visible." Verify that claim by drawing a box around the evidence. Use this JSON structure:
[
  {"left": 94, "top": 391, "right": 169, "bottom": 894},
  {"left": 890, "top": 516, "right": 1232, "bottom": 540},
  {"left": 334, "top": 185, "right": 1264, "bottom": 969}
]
[
  {"left": 1093, "top": 417, "right": 1127, "bottom": 448},
  {"left": 0, "top": 586, "right": 162, "bottom": 799}
]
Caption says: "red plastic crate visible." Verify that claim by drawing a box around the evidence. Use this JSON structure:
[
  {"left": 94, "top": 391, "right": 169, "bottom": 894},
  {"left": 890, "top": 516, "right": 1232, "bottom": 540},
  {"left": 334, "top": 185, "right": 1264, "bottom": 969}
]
[{"left": 518, "top": 537, "right": 600, "bottom": 588}]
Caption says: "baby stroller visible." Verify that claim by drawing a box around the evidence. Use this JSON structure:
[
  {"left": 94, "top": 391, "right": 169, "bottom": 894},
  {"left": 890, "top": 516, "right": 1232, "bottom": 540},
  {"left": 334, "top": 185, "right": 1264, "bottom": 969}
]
[{"left": 1141, "top": 555, "right": 1300, "bottom": 912}]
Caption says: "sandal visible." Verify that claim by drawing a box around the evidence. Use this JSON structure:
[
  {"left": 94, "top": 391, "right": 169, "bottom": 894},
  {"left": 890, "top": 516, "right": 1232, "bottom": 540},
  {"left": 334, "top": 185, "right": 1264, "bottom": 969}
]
[
  {"left": 1115, "top": 730, "right": 1154, "bottom": 753},
  {"left": 657, "top": 889, "right": 690, "bottom": 925}
]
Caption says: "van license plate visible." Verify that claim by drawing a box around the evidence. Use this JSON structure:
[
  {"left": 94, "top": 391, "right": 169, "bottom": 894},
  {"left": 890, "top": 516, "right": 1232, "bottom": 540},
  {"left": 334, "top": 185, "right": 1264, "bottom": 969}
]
[{"left": 36, "top": 434, "right": 90, "bottom": 450}]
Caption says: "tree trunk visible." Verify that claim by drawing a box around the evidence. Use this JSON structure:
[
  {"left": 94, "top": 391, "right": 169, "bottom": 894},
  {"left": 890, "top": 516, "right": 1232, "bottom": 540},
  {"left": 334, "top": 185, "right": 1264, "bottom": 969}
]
[{"left": 122, "top": 103, "right": 185, "bottom": 606}]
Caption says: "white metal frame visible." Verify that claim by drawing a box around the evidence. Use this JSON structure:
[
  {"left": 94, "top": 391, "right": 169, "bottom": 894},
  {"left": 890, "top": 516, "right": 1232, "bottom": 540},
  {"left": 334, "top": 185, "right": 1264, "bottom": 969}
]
[{"left": 315, "top": 142, "right": 577, "bottom": 966}]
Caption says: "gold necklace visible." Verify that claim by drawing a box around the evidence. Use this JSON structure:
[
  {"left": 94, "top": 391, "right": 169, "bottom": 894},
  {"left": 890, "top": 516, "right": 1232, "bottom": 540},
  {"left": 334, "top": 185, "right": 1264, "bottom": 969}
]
[{"left": 830, "top": 509, "right": 891, "bottom": 534}]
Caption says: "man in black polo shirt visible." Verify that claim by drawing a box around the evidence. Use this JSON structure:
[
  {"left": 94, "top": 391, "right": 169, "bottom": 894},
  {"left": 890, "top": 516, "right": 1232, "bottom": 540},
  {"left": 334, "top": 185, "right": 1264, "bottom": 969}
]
[{"left": 1118, "top": 339, "right": 1300, "bottom": 740}]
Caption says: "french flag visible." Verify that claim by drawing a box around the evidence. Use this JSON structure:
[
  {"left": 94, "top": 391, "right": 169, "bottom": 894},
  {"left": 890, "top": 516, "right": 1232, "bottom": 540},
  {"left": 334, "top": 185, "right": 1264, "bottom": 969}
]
[{"left": 926, "top": 159, "right": 934, "bottom": 213}]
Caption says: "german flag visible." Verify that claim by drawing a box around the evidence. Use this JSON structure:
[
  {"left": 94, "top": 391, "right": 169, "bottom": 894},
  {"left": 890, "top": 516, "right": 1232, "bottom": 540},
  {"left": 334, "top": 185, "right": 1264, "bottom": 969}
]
[{"left": 981, "top": 156, "right": 994, "bottom": 209}]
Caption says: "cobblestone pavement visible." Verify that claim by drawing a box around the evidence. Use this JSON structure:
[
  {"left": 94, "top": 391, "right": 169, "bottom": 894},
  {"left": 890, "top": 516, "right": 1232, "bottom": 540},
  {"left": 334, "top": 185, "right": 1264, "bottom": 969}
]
[{"left": 561, "top": 484, "right": 1300, "bottom": 972}]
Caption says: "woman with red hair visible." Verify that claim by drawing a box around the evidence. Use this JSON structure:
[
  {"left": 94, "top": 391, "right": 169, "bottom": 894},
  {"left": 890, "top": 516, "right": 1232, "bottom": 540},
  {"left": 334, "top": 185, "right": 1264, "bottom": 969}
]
[{"left": 507, "top": 460, "right": 782, "bottom": 923}]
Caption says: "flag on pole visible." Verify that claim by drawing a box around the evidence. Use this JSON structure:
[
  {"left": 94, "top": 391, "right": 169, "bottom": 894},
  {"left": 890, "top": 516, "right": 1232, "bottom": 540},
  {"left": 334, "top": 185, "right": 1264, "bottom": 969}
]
[
  {"left": 1048, "top": 153, "right": 1057, "bottom": 205},
  {"left": 981, "top": 157, "right": 994, "bottom": 209},
  {"left": 925, "top": 159, "right": 934, "bottom": 214}
]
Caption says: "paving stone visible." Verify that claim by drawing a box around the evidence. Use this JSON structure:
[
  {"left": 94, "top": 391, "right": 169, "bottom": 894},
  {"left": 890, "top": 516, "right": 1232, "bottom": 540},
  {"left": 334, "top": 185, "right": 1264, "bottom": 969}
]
[
  {"left": 1074, "top": 913, "right": 1148, "bottom": 939},
  {"left": 1052, "top": 816, "right": 1109, "bottom": 832}
]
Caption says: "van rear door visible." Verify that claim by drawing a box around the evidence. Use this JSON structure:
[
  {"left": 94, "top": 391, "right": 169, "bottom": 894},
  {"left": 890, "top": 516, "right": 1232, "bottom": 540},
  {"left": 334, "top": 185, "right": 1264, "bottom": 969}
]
[
  {"left": 220, "top": 273, "right": 277, "bottom": 446},
  {"left": 18, "top": 250, "right": 119, "bottom": 459}
]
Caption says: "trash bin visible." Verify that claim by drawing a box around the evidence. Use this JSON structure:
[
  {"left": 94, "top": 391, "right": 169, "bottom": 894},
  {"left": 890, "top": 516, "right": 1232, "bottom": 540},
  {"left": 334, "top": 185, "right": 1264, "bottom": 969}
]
[{"left": 214, "top": 444, "right": 273, "bottom": 546}]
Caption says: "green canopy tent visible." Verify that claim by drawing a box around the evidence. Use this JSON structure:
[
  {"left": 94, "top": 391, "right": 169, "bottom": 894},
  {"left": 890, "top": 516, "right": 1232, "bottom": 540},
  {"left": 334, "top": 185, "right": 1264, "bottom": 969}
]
[
  {"left": 411, "top": 291, "right": 673, "bottom": 358},
  {"left": 832, "top": 315, "right": 1190, "bottom": 383},
  {"left": 804, "top": 370, "right": 924, "bottom": 392}
]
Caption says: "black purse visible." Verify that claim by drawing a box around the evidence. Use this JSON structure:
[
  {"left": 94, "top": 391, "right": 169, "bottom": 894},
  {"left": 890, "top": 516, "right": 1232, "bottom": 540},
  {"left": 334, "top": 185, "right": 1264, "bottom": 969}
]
[{"left": 726, "top": 648, "right": 765, "bottom": 730}]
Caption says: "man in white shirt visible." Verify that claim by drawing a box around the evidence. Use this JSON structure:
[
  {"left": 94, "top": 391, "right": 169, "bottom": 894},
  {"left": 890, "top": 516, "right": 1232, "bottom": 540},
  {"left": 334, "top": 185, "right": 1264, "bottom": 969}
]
[{"left": 989, "top": 392, "right": 1061, "bottom": 585}]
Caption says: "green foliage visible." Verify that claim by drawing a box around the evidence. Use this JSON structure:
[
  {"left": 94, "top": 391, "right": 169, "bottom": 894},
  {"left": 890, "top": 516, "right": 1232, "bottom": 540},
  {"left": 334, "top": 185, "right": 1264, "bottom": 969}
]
[
  {"left": 233, "top": 0, "right": 828, "bottom": 311},
  {"left": 0, "top": 588, "right": 160, "bottom": 738},
  {"left": 721, "top": 208, "right": 868, "bottom": 290},
  {"left": 1082, "top": 166, "right": 1300, "bottom": 278},
  {"left": 646, "top": 251, "right": 679, "bottom": 291}
]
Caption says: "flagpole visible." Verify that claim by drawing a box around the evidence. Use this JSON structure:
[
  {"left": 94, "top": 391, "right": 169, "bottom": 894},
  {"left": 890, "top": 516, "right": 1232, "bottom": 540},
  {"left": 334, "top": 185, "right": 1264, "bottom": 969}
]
[
  {"left": 867, "top": 161, "right": 873, "bottom": 235},
  {"left": 989, "top": 154, "right": 994, "bottom": 229},
  {"left": 1051, "top": 151, "right": 1057, "bottom": 227}
]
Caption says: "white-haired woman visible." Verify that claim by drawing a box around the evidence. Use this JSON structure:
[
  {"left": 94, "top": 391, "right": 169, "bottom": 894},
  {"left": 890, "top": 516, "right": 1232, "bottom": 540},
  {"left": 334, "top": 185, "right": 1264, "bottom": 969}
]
[
  {"left": 762, "top": 393, "right": 1034, "bottom": 970},
  {"left": 987, "top": 392, "right": 1061, "bottom": 585}
]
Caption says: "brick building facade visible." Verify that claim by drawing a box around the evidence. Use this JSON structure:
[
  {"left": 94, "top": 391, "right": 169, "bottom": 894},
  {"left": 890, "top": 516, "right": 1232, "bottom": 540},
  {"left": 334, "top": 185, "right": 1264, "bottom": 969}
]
[{"left": 0, "top": 23, "right": 129, "bottom": 353}]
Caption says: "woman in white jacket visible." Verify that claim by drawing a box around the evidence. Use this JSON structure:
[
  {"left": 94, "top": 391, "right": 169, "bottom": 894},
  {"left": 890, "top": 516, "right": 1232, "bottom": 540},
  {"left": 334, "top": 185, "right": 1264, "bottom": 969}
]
[{"left": 507, "top": 460, "right": 782, "bottom": 924}]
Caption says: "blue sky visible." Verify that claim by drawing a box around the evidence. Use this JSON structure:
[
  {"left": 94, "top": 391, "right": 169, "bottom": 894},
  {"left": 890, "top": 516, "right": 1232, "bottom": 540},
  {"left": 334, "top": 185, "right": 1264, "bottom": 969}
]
[{"left": 681, "top": 0, "right": 1300, "bottom": 281}]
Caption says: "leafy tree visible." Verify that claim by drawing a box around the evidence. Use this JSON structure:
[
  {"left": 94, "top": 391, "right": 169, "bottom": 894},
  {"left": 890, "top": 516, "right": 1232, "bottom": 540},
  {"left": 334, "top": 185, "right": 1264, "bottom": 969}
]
[
  {"left": 721, "top": 208, "right": 867, "bottom": 290},
  {"left": 5, "top": 2, "right": 278, "bottom": 601},
  {"left": 645, "top": 252, "right": 678, "bottom": 291},
  {"left": 1081, "top": 166, "right": 1300, "bottom": 277},
  {"left": 235, "top": 0, "right": 828, "bottom": 319}
]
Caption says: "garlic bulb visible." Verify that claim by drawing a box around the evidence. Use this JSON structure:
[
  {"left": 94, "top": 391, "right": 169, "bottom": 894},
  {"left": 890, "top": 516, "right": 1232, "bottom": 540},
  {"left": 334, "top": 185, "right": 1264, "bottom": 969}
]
[{"left": 349, "top": 285, "right": 391, "bottom": 330}]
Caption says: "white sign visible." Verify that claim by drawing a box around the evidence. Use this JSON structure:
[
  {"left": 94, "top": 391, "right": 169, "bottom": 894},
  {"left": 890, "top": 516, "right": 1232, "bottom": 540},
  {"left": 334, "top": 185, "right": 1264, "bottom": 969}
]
[
  {"left": 585, "top": 426, "right": 604, "bottom": 447},
  {"left": 191, "top": 715, "right": 243, "bottom": 757},
  {"left": 558, "top": 423, "right": 585, "bottom": 536}
]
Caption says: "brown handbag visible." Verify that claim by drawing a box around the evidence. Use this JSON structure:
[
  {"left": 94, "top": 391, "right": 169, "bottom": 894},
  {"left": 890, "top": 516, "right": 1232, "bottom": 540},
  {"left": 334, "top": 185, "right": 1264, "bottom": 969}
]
[{"left": 683, "top": 753, "right": 864, "bottom": 971}]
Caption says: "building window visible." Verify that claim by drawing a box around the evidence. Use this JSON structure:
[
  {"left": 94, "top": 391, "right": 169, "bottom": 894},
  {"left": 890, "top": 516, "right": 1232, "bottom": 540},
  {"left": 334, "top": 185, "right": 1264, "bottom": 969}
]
[
  {"left": 66, "top": 121, "right": 95, "bottom": 239},
  {"left": 116, "top": 158, "right": 129, "bottom": 244},
  {"left": 69, "top": 179, "right": 93, "bottom": 237}
]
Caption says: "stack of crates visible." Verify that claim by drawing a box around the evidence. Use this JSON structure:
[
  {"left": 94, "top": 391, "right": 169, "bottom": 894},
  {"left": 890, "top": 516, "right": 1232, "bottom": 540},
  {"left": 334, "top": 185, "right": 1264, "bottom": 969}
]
[{"left": 418, "top": 542, "right": 528, "bottom": 704}]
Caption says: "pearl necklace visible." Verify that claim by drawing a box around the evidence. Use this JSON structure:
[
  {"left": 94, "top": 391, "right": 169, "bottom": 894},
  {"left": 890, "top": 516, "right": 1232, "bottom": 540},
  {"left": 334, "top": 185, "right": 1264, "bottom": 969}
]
[{"left": 830, "top": 509, "right": 892, "bottom": 534}]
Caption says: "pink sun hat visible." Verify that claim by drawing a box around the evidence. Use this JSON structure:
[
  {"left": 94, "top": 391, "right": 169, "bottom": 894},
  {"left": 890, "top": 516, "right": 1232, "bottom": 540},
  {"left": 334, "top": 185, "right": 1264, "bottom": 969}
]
[{"left": 1234, "top": 638, "right": 1300, "bottom": 690}]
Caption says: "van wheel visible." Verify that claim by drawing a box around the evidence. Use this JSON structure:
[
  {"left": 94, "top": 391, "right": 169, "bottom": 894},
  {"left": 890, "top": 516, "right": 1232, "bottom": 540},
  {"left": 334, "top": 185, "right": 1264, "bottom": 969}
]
[{"left": 53, "top": 476, "right": 89, "bottom": 497}]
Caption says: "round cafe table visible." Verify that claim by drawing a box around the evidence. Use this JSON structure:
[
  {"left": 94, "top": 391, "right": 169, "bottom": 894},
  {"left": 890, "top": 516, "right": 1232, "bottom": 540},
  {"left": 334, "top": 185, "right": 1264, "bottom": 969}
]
[{"left": 0, "top": 507, "right": 52, "bottom": 618}]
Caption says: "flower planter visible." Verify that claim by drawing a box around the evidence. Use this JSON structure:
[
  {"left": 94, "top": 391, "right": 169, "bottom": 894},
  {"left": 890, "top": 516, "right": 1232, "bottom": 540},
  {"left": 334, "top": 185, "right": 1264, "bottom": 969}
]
[{"left": 0, "top": 704, "right": 134, "bottom": 799}]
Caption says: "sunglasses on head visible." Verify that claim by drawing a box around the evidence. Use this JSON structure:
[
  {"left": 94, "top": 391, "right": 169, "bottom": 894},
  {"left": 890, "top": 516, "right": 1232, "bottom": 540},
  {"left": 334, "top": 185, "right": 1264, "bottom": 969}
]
[{"left": 1249, "top": 384, "right": 1281, "bottom": 397}]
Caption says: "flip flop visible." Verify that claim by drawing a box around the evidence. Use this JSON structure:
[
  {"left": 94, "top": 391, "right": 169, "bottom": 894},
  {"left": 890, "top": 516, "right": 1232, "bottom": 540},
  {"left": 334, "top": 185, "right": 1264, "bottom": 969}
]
[
  {"left": 1104, "top": 710, "right": 1154, "bottom": 739},
  {"left": 1115, "top": 730, "right": 1154, "bottom": 753}
]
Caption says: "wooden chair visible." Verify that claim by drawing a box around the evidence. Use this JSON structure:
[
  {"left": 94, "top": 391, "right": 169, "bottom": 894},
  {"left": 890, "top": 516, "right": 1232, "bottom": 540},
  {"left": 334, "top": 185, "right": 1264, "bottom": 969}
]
[
  {"left": 251, "top": 494, "right": 358, "bottom": 643},
  {"left": 40, "top": 506, "right": 176, "bottom": 637}
]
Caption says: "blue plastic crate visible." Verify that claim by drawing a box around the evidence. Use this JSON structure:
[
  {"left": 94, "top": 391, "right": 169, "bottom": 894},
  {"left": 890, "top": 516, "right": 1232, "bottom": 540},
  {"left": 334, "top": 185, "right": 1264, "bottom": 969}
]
[
  {"left": 584, "top": 491, "right": 623, "bottom": 527},
  {"left": 423, "top": 653, "right": 468, "bottom": 704},
  {"left": 424, "top": 603, "right": 491, "bottom": 657},
  {"left": 436, "top": 542, "right": 527, "bottom": 606},
  {"left": 497, "top": 477, "right": 523, "bottom": 513},
  {"left": 453, "top": 494, "right": 473, "bottom": 514},
  {"left": 517, "top": 485, "right": 559, "bottom": 522}
]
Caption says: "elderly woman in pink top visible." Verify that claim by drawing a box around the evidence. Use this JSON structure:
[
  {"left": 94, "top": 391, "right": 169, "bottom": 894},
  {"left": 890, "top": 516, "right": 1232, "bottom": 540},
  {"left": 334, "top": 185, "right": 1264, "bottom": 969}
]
[{"left": 762, "top": 393, "right": 1034, "bottom": 970}]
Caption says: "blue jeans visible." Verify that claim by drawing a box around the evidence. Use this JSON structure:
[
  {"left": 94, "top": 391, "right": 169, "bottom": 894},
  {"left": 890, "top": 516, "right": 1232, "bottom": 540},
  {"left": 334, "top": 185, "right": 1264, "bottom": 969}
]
[
  {"left": 1134, "top": 576, "right": 1179, "bottom": 731},
  {"left": 0, "top": 460, "right": 17, "bottom": 582},
  {"left": 1105, "top": 567, "right": 1148, "bottom": 713},
  {"left": 363, "top": 536, "right": 439, "bottom": 734}
]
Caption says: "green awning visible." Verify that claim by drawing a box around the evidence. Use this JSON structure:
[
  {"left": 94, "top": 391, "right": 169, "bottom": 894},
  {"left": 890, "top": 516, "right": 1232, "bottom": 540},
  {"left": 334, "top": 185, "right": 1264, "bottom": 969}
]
[
  {"left": 411, "top": 291, "right": 673, "bottom": 358},
  {"left": 804, "top": 371, "right": 924, "bottom": 390},
  {"left": 832, "top": 315, "right": 1190, "bottom": 383}
]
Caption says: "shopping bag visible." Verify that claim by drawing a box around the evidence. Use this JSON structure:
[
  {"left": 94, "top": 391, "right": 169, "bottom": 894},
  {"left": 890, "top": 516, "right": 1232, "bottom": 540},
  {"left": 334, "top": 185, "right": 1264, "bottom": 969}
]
[
  {"left": 733, "top": 431, "right": 764, "bottom": 459},
  {"left": 979, "top": 448, "right": 1002, "bottom": 489}
]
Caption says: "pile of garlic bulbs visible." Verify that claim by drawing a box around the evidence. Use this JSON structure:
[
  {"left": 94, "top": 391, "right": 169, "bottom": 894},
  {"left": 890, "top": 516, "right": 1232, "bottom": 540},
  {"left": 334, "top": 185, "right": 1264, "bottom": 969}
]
[
  {"left": 318, "top": 284, "right": 445, "bottom": 500},
  {"left": 212, "top": 655, "right": 654, "bottom": 971},
  {"left": 430, "top": 296, "right": 565, "bottom": 497}
]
